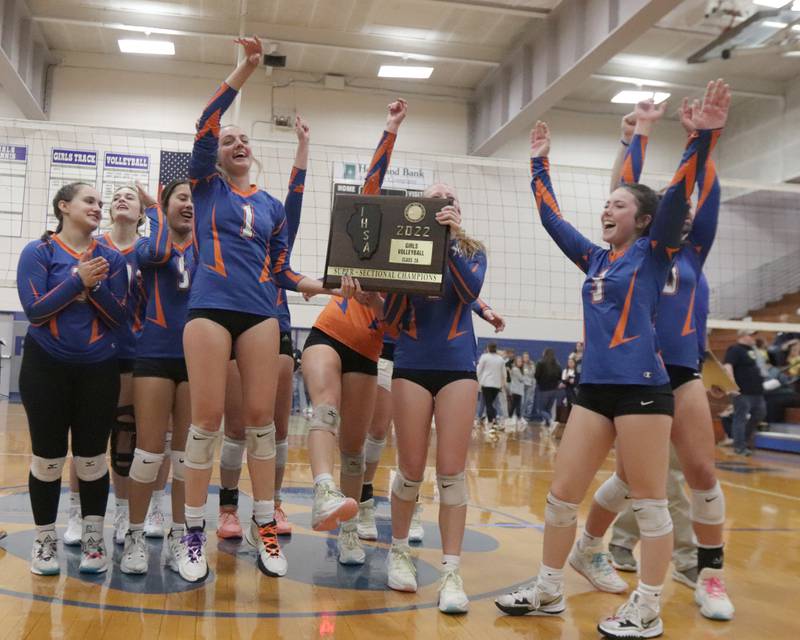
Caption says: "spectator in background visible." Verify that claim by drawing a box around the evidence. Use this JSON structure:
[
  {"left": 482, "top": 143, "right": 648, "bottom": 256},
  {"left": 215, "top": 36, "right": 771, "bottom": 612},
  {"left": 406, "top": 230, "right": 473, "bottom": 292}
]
[
  {"left": 508, "top": 356, "right": 526, "bottom": 427},
  {"left": 770, "top": 314, "right": 800, "bottom": 366},
  {"left": 754, "top": 338, "right": 772, "bottom": 378},
  {"left": 786, "top": 340, "right": 800, "bottom": 380},
  {"left": 724, "top": 330, "right": 766, "bottom": 456},
  {"left": 532, "top": 348, "right": 562, "bottom": 426},
  {"left": 521, "top": 352, "right": 535, "bottom": 420},
  {"left": 571, "top": 341, "right": 584, "bottom": 383},
  {"left": 561, "top": 355, "right": 579, "bottom": 410},
  {"left": 477, "top": 343, "right": 506, "bottom": 426}
]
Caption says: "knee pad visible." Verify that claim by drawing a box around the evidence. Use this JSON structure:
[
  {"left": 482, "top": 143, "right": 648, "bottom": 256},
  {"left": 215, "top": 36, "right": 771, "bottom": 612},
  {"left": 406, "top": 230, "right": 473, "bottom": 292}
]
[
  {"left": 364, "top": 434, "right": 386, "bottom": 464},
  {"left": 437, "top": 472, "right": 468, "bottom": 507},
  {"left": 171, "top": 450, "right": 186, "bottom": 482},
  {"left": 130, "top": 448, "right": 165, "bottom": 484},
  {"left": 30, "top": 455, "right": 66, "bottom": 483},
  {"left": 74, "top": 453, "right": 108, "bottom": 482},
  {"left": 245, "top": 424, "right": 276, "bottom": 461},
  {"left": 219, "top": 435, "right": 245, "bottom": 471},
  {"left": 340, "top": 450, "right": 365, "bottom": 477},
  {"left": 110, "top": 404, "right": 136, "bottom": 476},
  {"left": 690, "top": 481, "right": 725, "bottom": 525},
  {"left": 184, "top": 424, "right": 220, "bottom": 470},
  {"left": 633, "top": 498, "right": 673, "bottom": 538},
  {"left": 544, "top": 492, "right": 578, "bottom": 527},
  {"left": 391, "top": 469, "right": 422, "bottom": 502},
  {"left": 275, "top": 439, "right": 288, "bottom": 468},
  {"left": 309, "top": 404, "right": 340, "bottom": 435},
  {"left": 594, "top": 473, "right": 631, "bottom": 513},
  {"left": 163, "top": 431, "right": 172, "bottom": 457}
]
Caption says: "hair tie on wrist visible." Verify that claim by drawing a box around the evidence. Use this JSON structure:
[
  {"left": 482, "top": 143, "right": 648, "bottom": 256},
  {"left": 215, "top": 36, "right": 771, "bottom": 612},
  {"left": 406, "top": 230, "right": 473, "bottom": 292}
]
[{"left": 620, "top": 139, "right": 630, "bottom": 147}]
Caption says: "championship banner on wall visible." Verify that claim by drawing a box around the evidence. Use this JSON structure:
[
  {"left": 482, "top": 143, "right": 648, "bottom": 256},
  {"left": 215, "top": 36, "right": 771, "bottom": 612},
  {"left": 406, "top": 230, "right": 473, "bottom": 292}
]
[
  {"left": 47, "top": 148, "right": 98, "bottom": 229},
  {"left": 101, "top": 152, "right": 150, "bottom": 223},
  {"left": 331, "top": 161, "right": 429, "bottom": 201},
  {"left": 0, "top": 144, "right": 28, "bottom": 237}
]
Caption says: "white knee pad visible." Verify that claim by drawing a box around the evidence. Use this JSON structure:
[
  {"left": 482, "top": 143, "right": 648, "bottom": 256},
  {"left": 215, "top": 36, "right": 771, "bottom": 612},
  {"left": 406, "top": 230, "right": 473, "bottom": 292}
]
[
  {"left": 129, "top": 448, "right": 165, "bottom": 484},
  {"left": 391, "top": 469, "right": 422, "bottom": 502},
  {"left": 275, "top": 439, "right": 289, "bottom": 468},
  {"left": 309, "top": 404, "right": 340, "bottom": 435},
  {"left": 437, "top": 473, "right": 468, "bottom": 507},
  {"left": 30, "top": 455, "right": 66, "bottom": 483},
  {"left": 184, "top": 424, "right": 220, "bottom": 470},
  {"left": 544, "top": 492, "right": 578, "bottom": 527},
  {"left": 690, "top": 481, "right": 726, "bottom": 525},
  {"left": 219, "top": 435, "right": 245, "bottom": 470},
  {"left": 163, "top": 431, "right": 172, "bottom": 457},
  {"left": 245, "top": 424, "right": 276, "bottom": 461},
  {"left": 594, "top": 473, "right": 631, "bottom": 513},
  {"left": 171, "top": 450, "right": 185, "bottom": 482},
  {"left": 74, "top": 453, "right": 108, "bottom": 482},
  {"left": 364, "top": 434, "right": 386, "bottom": 464},
  {"left": 633, "top": 498, "right": 673, "bottom": 537},
  {"left": 340, "top": 450, "right": 365, "bottom": 477}
]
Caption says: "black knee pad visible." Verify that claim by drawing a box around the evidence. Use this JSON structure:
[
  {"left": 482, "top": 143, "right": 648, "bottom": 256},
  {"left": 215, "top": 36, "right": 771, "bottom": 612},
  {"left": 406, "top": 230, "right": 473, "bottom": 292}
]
[{"left": 110, "top": 404, "right": 136, "bottom": 477}]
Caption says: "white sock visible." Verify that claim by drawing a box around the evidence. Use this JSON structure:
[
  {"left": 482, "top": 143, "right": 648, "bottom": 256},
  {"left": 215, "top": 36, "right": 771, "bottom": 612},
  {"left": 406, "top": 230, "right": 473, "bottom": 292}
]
[
  {"left": 83, "top": 515, "right": 104, "bottom": 536},
  {"left": 253, "top": 499, "right": 275, "bottom": 526},
  {"left": 392, "top": 536, "right": 409, "bottom": 547},
  {"left": 636, "top": 581, "right": 662, "bottom": 612},
  {"left": 171, "top": 521, "right": 185, "bottom": 533},
  {"left": 537, "top": 563, "right": 564, "bottom": 594},
  {"left": 129, "top": 521, "right": 144, "bottom": 532},
  {"left": 580, "top": 530, "right": 602, "bottom": 551},
  {"left": 442, "top": 554, "right": 461, "bottom": 569},
  {"left": 314, "top": 473, "right": 334, "bottom": 486},
  {"left": 115, "top": 498, "right": 129, "bottom": 512},
  {"left": 69, "top": 491, "right": 80, "bottom": 509},
  {"left": 185, "top": 504, "right": 205, "bottom": 530},
  {"left": 36, "top": 523, "right": 56, "bottom": 537}
]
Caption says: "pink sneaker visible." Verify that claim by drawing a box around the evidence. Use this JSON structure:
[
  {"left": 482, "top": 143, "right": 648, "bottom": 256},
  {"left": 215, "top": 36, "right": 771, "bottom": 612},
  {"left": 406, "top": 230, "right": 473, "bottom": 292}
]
[
  {"left": 275, "top": 505, "right": 292, "bottom": 536},
  {"left": 216, "top": 510, "right": 243, "bottom": 539}
]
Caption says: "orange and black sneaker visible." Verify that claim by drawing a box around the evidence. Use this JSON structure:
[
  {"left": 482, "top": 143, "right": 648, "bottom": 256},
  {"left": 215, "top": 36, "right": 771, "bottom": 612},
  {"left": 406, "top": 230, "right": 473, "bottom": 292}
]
[{"left": 244, "top": 519, "right": 287, "bottom": 577}]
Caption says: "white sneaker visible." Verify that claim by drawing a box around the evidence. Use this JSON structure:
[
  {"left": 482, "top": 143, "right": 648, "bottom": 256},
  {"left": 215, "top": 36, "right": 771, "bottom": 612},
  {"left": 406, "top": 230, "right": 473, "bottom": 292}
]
[
  {"left": 30, "top": 531, "right": 59, "bottom": 576},
  {"left": 694, "top": 568, "right": 734, "bottom": 621},
  {"left": 311, "top": 481, "right": 358, "bottom": 532},
  {"left": 79, "top": 522, "right": 108, "bottom": 574},
  {"left": 495, "top": 579, "right": 565, "bottom": 616},
  {"left": 165, "top": 528, "right": 184, "bottom": 573},
  {"left": 597, "top": 591, "right": 663, "bottom": 638},
  {"left": 113, "top": 508, "right": 129, "bottom": 545},
  {"left": 438, "top": 566, "right": 469, "bottom": 614},
  {"left": 338, "top": 519, "right": 366, "bottom": 565},
  {"left": 409, "top": 503, "right": 424, "bottom": 543},
  {"left": 386, "top": 543, "right": 417, "bottom": 592},
  {"left": 177, "top": 527, "right": 208, "bottom": 583},
  {"left": 144, "top": 500, "right": 166, "bottom": 538},
  {"left": 357, "top": 498, "right": 378, "bottom": 540},
  {"left": 244, "top": 519, "right": 288, "bottom": 577},
  {"left": 120, "top": 529, "right": 148, "bottom": 574},
  {"left": 569, "top": 542, "right": 628, "bottom": 593},
  {"left": 63, "top": 506, "right": 82, "bottom": 546}
]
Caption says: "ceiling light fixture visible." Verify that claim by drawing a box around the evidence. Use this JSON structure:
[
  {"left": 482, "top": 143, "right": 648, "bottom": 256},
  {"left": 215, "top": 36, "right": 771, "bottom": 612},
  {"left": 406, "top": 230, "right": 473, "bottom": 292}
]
[
  {"left": 610, "top": 90, "right": 671, "bottom": 104},
  {"left": 378, "top": 65, "right": 434, "bottom": 79},
  {"left": 118, "top": 39, "right": 175, "bottom": 55},
  {"left": 761, "top": 20, "right": 789, "bottom": 28}
]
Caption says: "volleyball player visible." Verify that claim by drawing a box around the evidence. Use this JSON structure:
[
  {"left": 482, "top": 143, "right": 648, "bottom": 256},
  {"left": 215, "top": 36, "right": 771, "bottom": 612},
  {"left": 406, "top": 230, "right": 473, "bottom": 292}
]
[
  {"left": 495, "top": 80, "right": 730, "bottom": 639},
  {"left": 179, "top": 36, "right": 347, "bottom": 583},
  {"left": 17, "top": 182, "right": 128, "bottom": 574},
  {"left": 119, "top": 180, "right": 195, "bottom": 574},
  {"left": 382, "top": 182, "right": 486, "bottom": 614},
  {"left": 576, "top": 95, "right": 734, "bottom": 620},
  {"left": 301, "top": 98, "right": 406, "bottom": 566}
]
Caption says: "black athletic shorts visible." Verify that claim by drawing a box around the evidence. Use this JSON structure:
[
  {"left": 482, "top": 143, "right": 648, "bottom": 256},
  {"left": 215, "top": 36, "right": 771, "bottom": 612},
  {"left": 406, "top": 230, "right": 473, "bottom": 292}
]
[
  {"left": 118, "top": 358, "right": 135, "bottom": 374},
  {"left": 133, "top": 357, "right": 189, "bottom": 384},
  {"left": 187, "top": 308, "right": 272, "bottom": 343},
  {"left": 574, "top": 383, "right": 674, "bottom": 419},
  {"left": 303, "top": 327, "right": 377, "bottom": 376},
  {"left": 280, "top": 331, "right": 293, "bottom": 358},
  {"left": 665, "top": 365, "right": 702, "bottom": 391},
  {"left": 393, "top": 368, "right": 477, "bottom": 397}
]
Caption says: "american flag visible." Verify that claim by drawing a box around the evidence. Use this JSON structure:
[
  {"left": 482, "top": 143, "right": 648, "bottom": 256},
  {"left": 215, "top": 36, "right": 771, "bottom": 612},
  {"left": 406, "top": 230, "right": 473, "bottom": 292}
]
[{"left": 158, "top": 150, "right": 191, "bottom": 197}]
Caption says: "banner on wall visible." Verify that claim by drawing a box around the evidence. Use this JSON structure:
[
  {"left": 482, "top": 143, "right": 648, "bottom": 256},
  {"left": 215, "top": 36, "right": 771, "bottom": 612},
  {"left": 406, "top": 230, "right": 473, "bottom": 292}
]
[
  {"left": 331, "top": 161, "right": 428, "bottom": 201},
  {"left": 101, "top": 152, "right": 150, "bottom": 222},
  {"left": 47, "top": 148, "right": 98, "bottom": 229},
  {"left": 0, "top": 144, "right": 27, "bottom": 237}
]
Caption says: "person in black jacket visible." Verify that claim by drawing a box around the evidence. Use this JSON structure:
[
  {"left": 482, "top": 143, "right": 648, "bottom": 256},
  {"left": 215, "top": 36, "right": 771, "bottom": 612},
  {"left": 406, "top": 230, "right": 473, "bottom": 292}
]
[{"left": 532, "top": 348, "right": 562, "bottom": 426}]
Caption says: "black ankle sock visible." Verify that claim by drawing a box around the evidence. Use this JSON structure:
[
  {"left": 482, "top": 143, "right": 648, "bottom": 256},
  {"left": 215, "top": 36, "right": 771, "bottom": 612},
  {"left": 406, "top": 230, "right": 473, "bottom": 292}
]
[
  {"left": 219, "top": 487, "right": 239, "bottom": 508},
  {"left": 360, "top": 483, "right": 373, "bottom": 503},
  {"left": 698, "top": 545, "right": 724, "bottom": 571}
]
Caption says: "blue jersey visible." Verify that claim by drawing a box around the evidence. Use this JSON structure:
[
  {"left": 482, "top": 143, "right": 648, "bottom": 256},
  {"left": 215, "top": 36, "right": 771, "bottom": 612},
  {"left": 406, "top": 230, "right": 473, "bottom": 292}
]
[
  {"left": 276, "top": 166, "right": 306, "bottom": 333},
  {"left": 136, "top": 205, "right": 198, "bottom": 359},
  {"left": 17, "top": 235, "right": 128, "bottom": 363},
  {"left": 695, "top": 273, "right": 710, "bottom": 359},
  {"left": 385, "top": 240, "right": 487, "bottom": 371},
  {"left": 189, "top": 83, "right": 304, "bottom": 317},
  {"left": 531, "top": 129, "right": 718, "bottom": 385}
]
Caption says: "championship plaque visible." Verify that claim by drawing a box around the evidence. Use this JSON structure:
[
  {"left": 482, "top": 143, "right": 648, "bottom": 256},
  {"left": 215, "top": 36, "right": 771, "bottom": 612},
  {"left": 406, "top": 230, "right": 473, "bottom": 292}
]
[{"left": 323, "top": 194, "right": 452, "bottom": 295}]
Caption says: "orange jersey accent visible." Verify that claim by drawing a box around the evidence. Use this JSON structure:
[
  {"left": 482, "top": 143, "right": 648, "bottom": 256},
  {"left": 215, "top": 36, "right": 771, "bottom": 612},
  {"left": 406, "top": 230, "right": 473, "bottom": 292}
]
[{"left": 313, "top": 297, "right": 384, "bottom": 362}]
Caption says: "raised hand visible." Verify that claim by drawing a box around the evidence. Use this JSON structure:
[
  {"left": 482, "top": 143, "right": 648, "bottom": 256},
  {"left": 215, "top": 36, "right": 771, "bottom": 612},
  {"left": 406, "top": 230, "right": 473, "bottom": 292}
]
[
  {"left": 135, "top": 181, "right": 158, "bottom": 208},
  {"left": 435, "top": 204, "right": 461, "bottom": 233},
  {"left": 621, "top": 111, "right": 637, "bottom": 143},
  {"left": 386, "top": 98, "right": 408, "bottom": 133},
  {"left": 634, "top": 98, "right": 667, "bottom": 123},
  {"left": 235, "top": 36, "right": 262, "bottom": 66},
  {"left": 690, "top": 78, "right": 731, "bottom": 131},
  {"left": 530, "top": 121, "right": 550, "bottom": 157},
  {"left": 678, "top": 97, "right": 696, "bottom": 136},
  {"left": 295, "top": 115, "right": 310, "bottom": 144}
]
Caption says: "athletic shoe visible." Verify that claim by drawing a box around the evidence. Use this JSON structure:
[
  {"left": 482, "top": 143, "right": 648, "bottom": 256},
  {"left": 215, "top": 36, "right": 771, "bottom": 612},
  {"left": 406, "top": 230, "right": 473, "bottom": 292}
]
[
  {"left": 337, "top": 519, "right": 366, "bottom": 565},
  {"left": 63, "top": 506, "right": 82, "bottom": 546},
  {"left": 165, "top": 529, "right": 184, "bottom": 573},
  {"left": 734, "top": 448, "right": 753, "bottom": 457},
  {"left": 569, "top": 543, "right": 628, "bottom": 593},
  {"left": 274, "top": 504, "right": 292, "bottom": 536},
  {"left": 672, "top": 565, "right": 698, "bottom": 589},
  {"left": 216, "top": 510, "right": 243, "bottom": 539},
  {"left": 244, "top": 519, "right": 287, "bottom": 577},
  {"left": 597, "top": 591, "right": 663, "bottom": 639},
  {"left": 494, "top": 580, "right": 565, "bottom": 616},
  {"left": 0, "top": 529, "right": 6, "bottom": 540},
  {"left": 438, "top": 567, "right": 469, "bottom": 614},
  {"left": 694, "top": 568, "right": 734, "bottom": 621},
  {"left": 357, "top": 498, "right": 378, "bottom": 540},
  {"left": 609, "top": 544, "right": 638, "bottom": 572},
  {"left": 30, "top": 531, "right": 59, "bottom": 576},
  {"left": 311, "top": 480, "right": 358, "bottom": 532},
  {"left": 177, "top": 527, "right": 208, "bottom": 583},
  {"left": 409, "top": 503, "right": 424, "bottom": 543},
  {"left": 387, "top": 543, "right": 417, "bottom": 592},
  {"left": 113, "top": 508, "right": 129, "bottom": 545},
  {"left": 120, "top": 529, "right": 148, "bottom": 574},
  {"left": 144, "top": 501, "right": 166, "bottom": 538},
  {"left": 718, "top": 437, "right": 734, "bottom": 447},
  {"left": 79, "top": 523, "right": 108, "bottom": 574}
]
